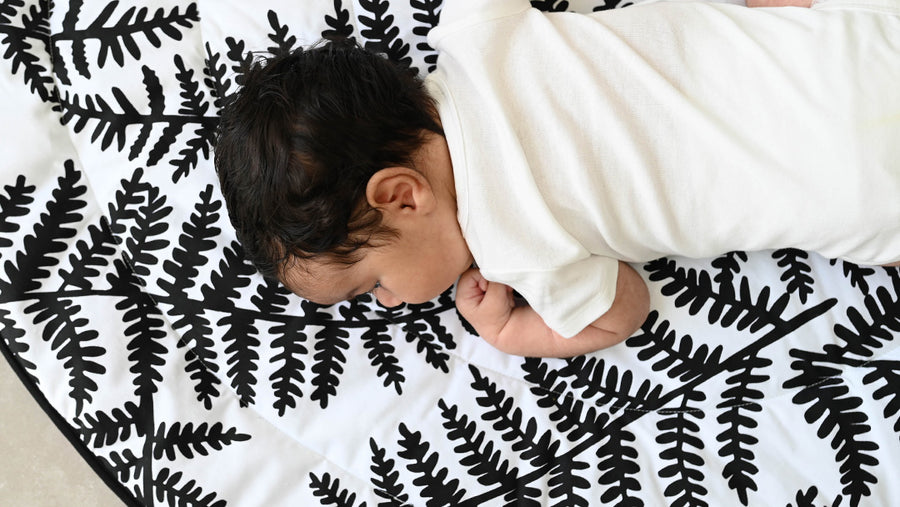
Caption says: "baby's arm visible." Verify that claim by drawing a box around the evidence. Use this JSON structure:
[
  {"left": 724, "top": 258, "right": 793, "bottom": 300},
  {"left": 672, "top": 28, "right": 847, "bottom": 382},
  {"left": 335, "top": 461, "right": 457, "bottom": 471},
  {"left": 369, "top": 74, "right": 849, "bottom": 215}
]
[{"left": 455, "top": 262, "right": 649, "bottom": 358}]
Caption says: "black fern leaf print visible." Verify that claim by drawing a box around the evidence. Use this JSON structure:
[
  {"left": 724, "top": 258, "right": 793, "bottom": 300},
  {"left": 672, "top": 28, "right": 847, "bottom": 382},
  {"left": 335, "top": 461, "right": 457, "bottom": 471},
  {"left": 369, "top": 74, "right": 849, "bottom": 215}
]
[
  {"left": 0, "top": 307, "right": 35, "bottom": 374},
  {"left": 311, "top": 312, "right": 352, "bottom": 409},
  {"left": 785, "top": 358, "right": 879, "bottom": 506},
  {"left": 410, "top": 0, "right": 441, "bottom": 73},
  {"left": 646, "top": 258, "right": 791, "bottom": 332},
  {"left": 3, "top": 161, "right": 85, "bottom": 297},
  {"left": 55, "top": 1, "right": 199, "bottom": 81},
  {"left": 152, "top": 467, "right": 227, "bottom": 507},
  {"left": 862, "top": 363, "right": 900, "bottom": 435},
  {"left": 711, "top": 251, "right": 748, "bottom": 288},
  {"left": 788, "top": 486, "right": 844, "bottom": 507},
  {"left": 0, "top": 0, "right": 58, "bottom": 103},
  {"left": 153, "top": 421, "right": 251, "bottom": 461},
  {"left": 402, "top": 315, "right": 451, "bottom": 373},
  {"left": 522, "top": 357, "right": 614, "bottom": 442},
  {"left": 369, "top": 437, "right": 410, "bottom": 505},
  {"left": 361, "top": 319, "right": 405, "bottom": 394},
  {"left": 628, "top": 311, "right": 724, "bottom": 382},
  {"left": 265, "top": 10, "right": 297, "bottom": 56},
  {"left": 773, "top": 249, "right": 814, "bottom": 304},
  {"left": 160, "top": 185, "right": 220, "bottom": 301},
  {"left": 57, "top": 212, "right": 116, "bottom": 291},
  {"left": 554, "top": 355, "right": 665, "bottom": 415},
  {"left": 656, "top": 388, "right": 708, "bottom": 507},
  {"left": 159, "top": 185, "right": 223, "bottom": 409},
  {"left": 5, "top": 161, "right": 109, "bottom": 415},
  {"left": 125, "top": 179, "right": 171, "bottom": 279},
  {"left": 0, "top": 174, "right": 35, "bottom": 250},
  {"left": 203, "top": 41, "right": 236, "bottom": 110},
  {"left": 596, "top": 425, "right": 643, "bottom": 506},
  {"left": 530, "top": 0, "right": 569, "bottom": 12},
  {"left": 437, "top": 399, "right": 542, "bottom": 505},
  {"left": 833, "top": 281, "right": 900, "bottom": 358},
  {"left": 206, "top": 243, "right": 260, "bottom": 407},
  {"left": 309, "top": 472, "right": 365, "bottom": 507},
  {"left": 323, "top": 0, "right": 355, "bottom": 40},
  {"left": 59, "top": 84, "right": 136, "bottom": 152},
  {"left": 358, "top": 0, "right": 415, "bottom": 71},
  {"left": 834, "top": 259, "right": 877, "bottom": 295},
  {"left": 77, "top": 401, "right": 142, "bottom": 449},
  {"left": 466, "top": 364, "right": 599, "bottom": 504},
  {"left": 171, "top": 54, "right": 217, "bottom": 181},
  {"left": 111, "top": 257, "right": 167, "bottom": 400},
  {"left": 397, "top": 423, "right": 468, "bottom": 505},
  {"left": 58, "top": 59, "right": 216, "bottom": 180},
  {"left": 716, "top": 352, "right": 771, "bottom": 505},
  {"left": 263, "top": 278, "right": 310, "bottom": 416}
]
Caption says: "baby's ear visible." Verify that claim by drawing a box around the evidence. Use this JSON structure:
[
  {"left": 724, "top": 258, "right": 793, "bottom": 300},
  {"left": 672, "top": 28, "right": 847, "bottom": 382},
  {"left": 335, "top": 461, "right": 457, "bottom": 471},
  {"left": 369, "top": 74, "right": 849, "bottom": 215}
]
[{"left": 365, "top": 167, "right": 434, "bottom": 213}]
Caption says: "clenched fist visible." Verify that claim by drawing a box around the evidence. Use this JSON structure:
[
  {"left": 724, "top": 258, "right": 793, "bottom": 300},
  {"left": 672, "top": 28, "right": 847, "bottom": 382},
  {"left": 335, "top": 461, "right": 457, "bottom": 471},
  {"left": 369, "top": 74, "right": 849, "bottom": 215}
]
[{"left": 454, "top": 268, "right": 514, "bottom": 344}]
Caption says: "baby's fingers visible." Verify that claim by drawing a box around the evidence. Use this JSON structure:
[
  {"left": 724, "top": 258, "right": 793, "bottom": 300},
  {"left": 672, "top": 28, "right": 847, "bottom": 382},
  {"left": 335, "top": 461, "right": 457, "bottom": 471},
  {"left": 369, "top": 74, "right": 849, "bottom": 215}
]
[
  {"left": 456, "top": 268, "right": 487, "bottom": 301},
  {"left": 481, "top": 277, "right": 514, "bottom": 309}
]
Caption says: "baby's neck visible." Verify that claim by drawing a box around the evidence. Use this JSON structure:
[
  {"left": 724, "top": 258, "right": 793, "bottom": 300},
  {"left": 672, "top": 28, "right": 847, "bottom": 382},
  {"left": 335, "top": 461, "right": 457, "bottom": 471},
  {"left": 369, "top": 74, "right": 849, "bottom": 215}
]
[{"left": 414, "top": 131, "right": 457, "bottom": 205}]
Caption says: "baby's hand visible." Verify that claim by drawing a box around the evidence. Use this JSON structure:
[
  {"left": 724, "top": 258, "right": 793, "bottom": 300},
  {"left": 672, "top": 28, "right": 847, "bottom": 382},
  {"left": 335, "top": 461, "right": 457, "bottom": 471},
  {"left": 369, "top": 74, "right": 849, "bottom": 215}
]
[
  {"left": 746, "top": 0, "right": 812, "bottom": 6},
  {"left": 455, "top": 268, "right": 515, "bottom": 340}
]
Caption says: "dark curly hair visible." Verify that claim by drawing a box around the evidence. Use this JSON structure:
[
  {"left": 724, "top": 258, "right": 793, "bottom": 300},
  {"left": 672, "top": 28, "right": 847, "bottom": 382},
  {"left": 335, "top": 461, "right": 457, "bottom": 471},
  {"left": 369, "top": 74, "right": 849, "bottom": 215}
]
[{"left": 214, "top": 38, "right": 443, "bottom": 280}]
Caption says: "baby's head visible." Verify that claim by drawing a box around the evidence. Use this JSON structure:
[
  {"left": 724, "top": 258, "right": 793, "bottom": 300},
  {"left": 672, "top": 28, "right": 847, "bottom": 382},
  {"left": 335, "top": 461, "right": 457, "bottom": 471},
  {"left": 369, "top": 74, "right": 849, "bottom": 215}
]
[{"left": 215, "top": 38, "right": 470, "bottom": 305}]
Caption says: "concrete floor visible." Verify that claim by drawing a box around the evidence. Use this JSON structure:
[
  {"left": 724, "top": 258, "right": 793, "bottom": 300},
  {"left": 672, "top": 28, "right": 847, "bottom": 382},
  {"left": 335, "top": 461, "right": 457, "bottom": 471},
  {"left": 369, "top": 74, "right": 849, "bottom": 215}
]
[{"left": 0, "top": 357, "right": 124, "bottom": 506}]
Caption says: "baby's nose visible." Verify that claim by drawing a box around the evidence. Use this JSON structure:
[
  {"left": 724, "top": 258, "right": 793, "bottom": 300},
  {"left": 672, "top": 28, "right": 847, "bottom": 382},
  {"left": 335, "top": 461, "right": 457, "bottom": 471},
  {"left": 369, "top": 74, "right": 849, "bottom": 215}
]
[{"left": 374, "top": 288, "right": 402, "bottom": 308}]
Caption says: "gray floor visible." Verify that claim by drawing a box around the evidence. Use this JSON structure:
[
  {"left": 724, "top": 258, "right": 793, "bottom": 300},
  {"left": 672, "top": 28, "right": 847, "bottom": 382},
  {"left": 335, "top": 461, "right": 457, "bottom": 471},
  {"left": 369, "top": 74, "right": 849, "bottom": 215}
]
[{"left": 0, "top": 357, "right": 123, "bottom": 506}]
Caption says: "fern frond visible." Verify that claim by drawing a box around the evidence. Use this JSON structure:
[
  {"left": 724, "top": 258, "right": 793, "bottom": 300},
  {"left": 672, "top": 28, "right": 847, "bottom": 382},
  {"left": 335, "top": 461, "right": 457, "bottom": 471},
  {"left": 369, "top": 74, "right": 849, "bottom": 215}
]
[
  {"left": 59, "top": 221, "right": 116, "bottom": 291},
  {"left": 107, "top": 259, "right": 167, "bottom": 399},
  {"left": 369, "top": 437, "right": 410, "bottom": 505},
  {"left": 439, "top": 400, "right": 539, "bottom": 497},
  {"left": 77, "top": 400, "right": 142, "bottom": 448},
  {"left": 323, "top": 0, "right": 354, "bottom": 40},
  {"left": 785, "top": 358, "right": 879, "bottom": 505},
  {"left": 656, "top": 389, "right": 708, "bottom": 507},
  {"left": 361, "top": 321, "right": 405, "bottom": 395},
  {"left": 153, "top": 421, "right": 250, "bottom": 461},
  {"left": 595, "top": 426, "right": 642, "bottom": 506},
  {"left": 153, "top": 467, "right": 227, "bottom": 507},
  {"left": 402, "top": 317, "right": 450, "bottom": 373},
  {"left": 715, "top": 353, "right": 769, "bottom": 505},
  {"left": 0, "top": 307, "right": 36, "bottom": 375},
  {"left": 266, "top": 10, "right": 296, "bottom": 55},
  {"left": 171, "top": 121, "right": 215, "bottom": 182},
  {"left": 100, "top": 448, "right": 142, "bottom": 483},
  {"left": 0, "top": 174, "right": 35, "bottom": 250},
  {"left": 3, "top": 160, "right": 85, "bottom": 297},
  {"left": 263, "top": 278, "right": 309, "bottom": 416},
  {"left": 309, "top": 472, "right": 363, "bottom": 507},
  {"left": 645, "top": 259, "right": 789, "bottom": 332},
  {"left": 839, "top": 260, "right": 876, "bottom": 295},
  {"left": 397, "top": 423, "right": 467, "bottom": 504},
  {"left": 159, "top": 185, "right": 220, "bottom": 298},
  {"left": 862, "top": 364, "right": 900, "bottom": 433},
  {"left": 358, "top": 0, "right": 414, "bottom": 70},
  {"left": 311, "top": 325, "right": 350, "bottom": 409},
  {"left": 832, "top": 286, "right": 900, "bottom": 359},
  {"left": 773, "top": 249, "right": 814, "bottom": 304},
  {"left": 524, "top": 358, "right": 593, "bottom": 439},
  {"left": 627, "top": 311, "right": 723, "bottom": 382},
  {"left": 125, "top": 184, "right": 172, "bottom": 278},
  {"left": 1, "top": 2, "right": 57, "bottom": 101}
]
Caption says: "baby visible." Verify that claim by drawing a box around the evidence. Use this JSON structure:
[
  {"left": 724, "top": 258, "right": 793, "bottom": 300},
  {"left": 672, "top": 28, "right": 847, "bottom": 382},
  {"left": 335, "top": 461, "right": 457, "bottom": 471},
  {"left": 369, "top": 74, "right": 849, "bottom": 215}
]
[{"left": 214, "top": 0, "right": 900, "bottom": 357}]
